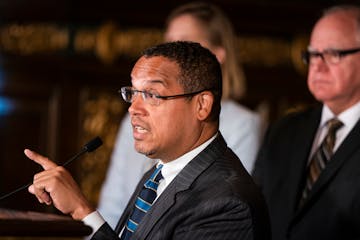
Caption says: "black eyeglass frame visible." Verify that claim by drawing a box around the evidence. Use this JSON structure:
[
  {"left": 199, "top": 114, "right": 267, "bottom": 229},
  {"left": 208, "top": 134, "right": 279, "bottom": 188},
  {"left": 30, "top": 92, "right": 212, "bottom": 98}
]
[
  {"left": 301, "top": 47, "right": 360, "bottom": 65},
  {"left": 119, "top": 86, "right": 214, "bottom": 104}
]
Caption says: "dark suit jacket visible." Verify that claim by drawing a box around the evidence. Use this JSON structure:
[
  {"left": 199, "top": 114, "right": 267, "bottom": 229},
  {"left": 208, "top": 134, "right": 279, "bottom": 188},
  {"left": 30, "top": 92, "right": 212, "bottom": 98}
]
[
  {"left": 92, "top": 133, "right": 270, "bottom": 240},
  {"left": 253, "top": 105, "right": 360, "bottom": 240}
]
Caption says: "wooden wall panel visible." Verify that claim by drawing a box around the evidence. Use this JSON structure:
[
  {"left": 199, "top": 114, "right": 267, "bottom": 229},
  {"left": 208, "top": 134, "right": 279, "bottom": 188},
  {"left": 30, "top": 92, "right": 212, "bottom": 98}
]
[
  {"left": 0, "top": 77, "right": 58, "bottom": 212},
  {"left": 0, "top": 54, "right": 129, "bottom": 212}
]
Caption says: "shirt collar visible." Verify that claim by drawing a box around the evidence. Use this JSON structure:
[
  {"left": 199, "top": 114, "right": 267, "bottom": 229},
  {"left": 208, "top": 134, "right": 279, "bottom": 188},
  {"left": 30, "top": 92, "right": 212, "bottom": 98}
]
[
  {"left": 322, "top": 101, "right": 360, "bottom": 129},
  {"left": 158, "top": 133, "right": 218, "bottom": 187}
]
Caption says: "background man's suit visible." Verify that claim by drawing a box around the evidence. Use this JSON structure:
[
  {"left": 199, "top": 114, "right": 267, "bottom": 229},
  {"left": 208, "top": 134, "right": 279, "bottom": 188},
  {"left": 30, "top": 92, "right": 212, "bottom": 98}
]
[
  {"left": 254, "top": 106, "right": 360, "bottom": 240},
  {"left": 92, "top": 134, "right": 270, "bottom": 240}
]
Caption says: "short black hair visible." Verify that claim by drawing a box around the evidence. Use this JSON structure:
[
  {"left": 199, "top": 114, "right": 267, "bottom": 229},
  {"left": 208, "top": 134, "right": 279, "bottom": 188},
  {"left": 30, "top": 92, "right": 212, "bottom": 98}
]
[{"left": 142, "top": 41, "right": 222, "bottom": 122}]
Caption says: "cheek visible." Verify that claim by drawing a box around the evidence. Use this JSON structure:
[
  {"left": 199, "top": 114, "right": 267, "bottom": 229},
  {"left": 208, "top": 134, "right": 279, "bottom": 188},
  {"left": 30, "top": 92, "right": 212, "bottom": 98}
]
[
  {"left": 310, "top": 68, "right": 357, "bottom": 100},
  {"left": 333, "top": 67, "right": 358, "bottom": 92},
  {"left": 151, "top": 106, "right": 181, "bottom": 135},
  {"left": 155, "top": 104, "right": 193, "bottom": 135}
]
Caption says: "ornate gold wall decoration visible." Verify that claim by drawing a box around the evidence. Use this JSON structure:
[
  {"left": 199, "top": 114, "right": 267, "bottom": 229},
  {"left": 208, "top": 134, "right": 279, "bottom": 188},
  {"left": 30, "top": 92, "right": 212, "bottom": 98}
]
[
  {"left": 74, "top": 28, "right": 97, "bottom": 52},
  {"left": 0, "top": 22, "right": 307, "bottom": 71},
  {"left": 0, "top": 24, "right": 68, "bottom": 54},
  {"left": 237, "top": 36, "right": 291, "bottom": 67},
  {"left": 74, "top": 22, "right": 163, "bottom": 63},
  {"left": 291, "top": 34, "right": 310, "bottom": 75},
  {"left": 95, "top": 22, "right": 119, "bottom": 63},
  {"left": 96, "top": 22, "right": 163, "bottom": 62},
  {"left": 78, "top": 89, "right": 128, "bottom": 206}
]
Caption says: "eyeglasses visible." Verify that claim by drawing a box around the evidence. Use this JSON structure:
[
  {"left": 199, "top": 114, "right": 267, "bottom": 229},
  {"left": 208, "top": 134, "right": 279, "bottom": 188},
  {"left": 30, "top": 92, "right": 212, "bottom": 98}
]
[
  {"left": 301, "top": 47, "right": 360, "bottom": 65},
  {"left": 119, "top": 86, "right": 212, "bottom": 106}
]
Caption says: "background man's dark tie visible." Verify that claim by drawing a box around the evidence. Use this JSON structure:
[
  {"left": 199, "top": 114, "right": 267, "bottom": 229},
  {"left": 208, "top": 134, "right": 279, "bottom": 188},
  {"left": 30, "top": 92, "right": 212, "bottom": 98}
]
[{"left": 299, "top": 118, "right": 343, "bottom": 208}]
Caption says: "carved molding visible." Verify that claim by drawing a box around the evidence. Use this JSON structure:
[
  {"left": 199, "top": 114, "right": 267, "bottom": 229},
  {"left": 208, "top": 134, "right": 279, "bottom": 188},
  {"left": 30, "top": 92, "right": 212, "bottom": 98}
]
[
  {"left": 0, "top": 22, "right": 308, "bottom": 73},
  {"left": 78, "top": 89, "right": 128, "bottom": 206},
  {"left": 0, "top": 24, "right": 68, "bottom": 54}
]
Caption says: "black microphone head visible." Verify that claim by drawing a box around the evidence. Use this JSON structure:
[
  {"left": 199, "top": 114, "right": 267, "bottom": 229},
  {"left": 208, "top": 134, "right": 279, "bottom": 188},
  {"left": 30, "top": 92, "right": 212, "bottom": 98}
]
[{"left": 84, "top": 136, "right": 103, "bottom": 152}]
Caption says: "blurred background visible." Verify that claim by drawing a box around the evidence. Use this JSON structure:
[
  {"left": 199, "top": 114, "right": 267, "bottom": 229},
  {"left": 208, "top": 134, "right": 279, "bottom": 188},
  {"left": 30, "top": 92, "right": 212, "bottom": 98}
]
[{"left": 0, "top": 0, "right": 354, "bottom": 215}]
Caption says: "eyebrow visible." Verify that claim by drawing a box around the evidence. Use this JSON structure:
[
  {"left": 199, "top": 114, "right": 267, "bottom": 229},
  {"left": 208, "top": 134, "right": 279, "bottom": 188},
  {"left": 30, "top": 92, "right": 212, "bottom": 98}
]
[{"left": 307, "top": 46, "right": 345, "bottom": 52}]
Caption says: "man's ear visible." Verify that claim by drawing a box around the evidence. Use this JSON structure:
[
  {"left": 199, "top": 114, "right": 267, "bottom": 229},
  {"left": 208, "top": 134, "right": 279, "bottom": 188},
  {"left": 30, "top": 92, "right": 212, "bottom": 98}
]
[{"left": 195, "top": 91, "right": 214, "bottom": 121}]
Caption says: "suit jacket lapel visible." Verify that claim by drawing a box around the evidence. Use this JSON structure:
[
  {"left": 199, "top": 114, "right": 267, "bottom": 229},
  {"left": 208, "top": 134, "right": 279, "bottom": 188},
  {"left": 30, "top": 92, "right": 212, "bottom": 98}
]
[
  {"left": 133, "top": 133, "right": 227, "bottom": 240},
  {"left": 300, "top": 117, "right": 360, "bottom": 211},
  {"left": 286, "top": 108, "right": 322, "bottom": 216}
]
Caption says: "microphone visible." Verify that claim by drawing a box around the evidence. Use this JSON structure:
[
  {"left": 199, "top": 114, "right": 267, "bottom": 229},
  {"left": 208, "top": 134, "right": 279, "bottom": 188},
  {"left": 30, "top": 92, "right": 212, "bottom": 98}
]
[
  {"left": 61, "top": 136, "right": 103, "bottom": 166},
  {"left": 0, "top": 136, "right": 103, "bottom": 201}
]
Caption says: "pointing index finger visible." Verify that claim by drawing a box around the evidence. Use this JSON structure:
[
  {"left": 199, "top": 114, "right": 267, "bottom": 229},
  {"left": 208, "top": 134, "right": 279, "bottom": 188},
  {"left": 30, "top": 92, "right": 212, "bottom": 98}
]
[{"left": 24, "top": 149, "right": 58, "bottom": 170}]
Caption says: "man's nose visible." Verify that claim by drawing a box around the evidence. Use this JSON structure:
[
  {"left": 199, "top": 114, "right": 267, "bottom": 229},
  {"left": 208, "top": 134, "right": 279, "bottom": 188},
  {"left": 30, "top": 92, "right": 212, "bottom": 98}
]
[
  {"left": 309, "top": 55, "right": 329, "bottom": 71},
  {"left": 128, "top": 93, "right": 146, "bottom": 116}
]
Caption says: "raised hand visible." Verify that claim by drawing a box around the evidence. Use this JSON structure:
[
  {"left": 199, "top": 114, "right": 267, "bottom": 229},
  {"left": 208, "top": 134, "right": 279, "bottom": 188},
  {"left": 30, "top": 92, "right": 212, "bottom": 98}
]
[{"left": 25, "top": 149, "right": 94, "bottom": 220}]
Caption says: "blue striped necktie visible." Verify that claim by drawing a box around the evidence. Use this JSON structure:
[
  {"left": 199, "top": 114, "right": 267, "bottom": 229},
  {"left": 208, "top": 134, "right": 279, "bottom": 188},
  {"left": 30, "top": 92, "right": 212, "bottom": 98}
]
[
  {"left": 299, "top": 118, "right": 343, "bottom": 208},
  {"left": 120, "top": 164, "right": 163, "bottom": 240}
]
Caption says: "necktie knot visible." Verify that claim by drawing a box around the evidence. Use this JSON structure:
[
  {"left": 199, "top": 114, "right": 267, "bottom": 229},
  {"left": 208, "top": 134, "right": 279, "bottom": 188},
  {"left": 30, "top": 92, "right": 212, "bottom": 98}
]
[
  {"left": 152, "top": 164, "right": 164, "bottom": 183},
  {"left": 325, "top": 118, "right": 343, "bottom": 152},
  {"left": 327, "top": 118, "right": 343, "bottom": 134}
]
